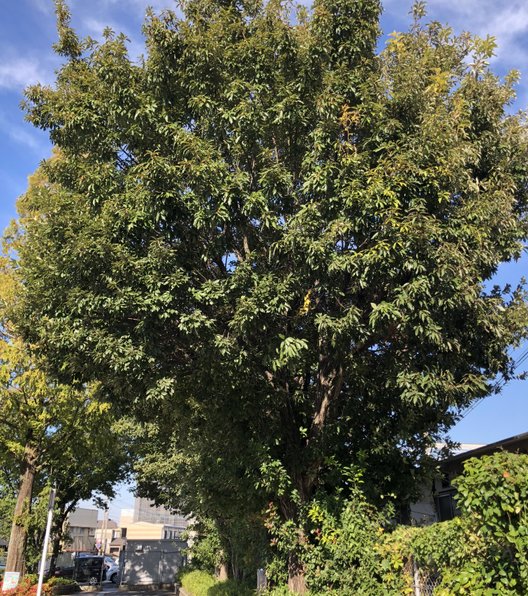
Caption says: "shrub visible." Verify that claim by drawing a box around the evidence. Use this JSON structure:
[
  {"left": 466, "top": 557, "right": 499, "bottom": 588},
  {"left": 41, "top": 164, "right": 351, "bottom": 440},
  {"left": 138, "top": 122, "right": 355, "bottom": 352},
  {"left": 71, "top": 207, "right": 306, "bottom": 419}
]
[
  {"left": 185, "top": 454, "right": 528, "bottom": 594},
  {"left": 0, "top": 576, "right": 52, "bottom": 596},
  {"left": 45, "top": 578, "right": 80, "bottom": 594},
  {"left": 263, "top": 587, "right": 296, "bottom": 595},
  {"left": 410, "top": 452, "right": 528, "bottom": 595},
  {"left": 181, "top": 570, "right": 216, "bottom": 595},
  {"left": 45, "top": 578, "right": 77, "bottom": 587},
  {"left": 302, "top": 493, "right": 392, "bottom": 595},
  {"left": 208, "top": 579, "right": 254, "bottom": 595},
  {"left": 180, "top": 570, "right": 253, "bottom": 596}
]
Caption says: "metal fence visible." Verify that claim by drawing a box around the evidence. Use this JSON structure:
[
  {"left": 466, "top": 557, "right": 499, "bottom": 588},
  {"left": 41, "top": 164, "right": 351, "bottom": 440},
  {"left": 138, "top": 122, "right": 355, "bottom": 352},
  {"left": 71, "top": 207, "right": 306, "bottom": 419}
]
[{"left": 412, "top": 559, "right": 441, "bottom": 596}]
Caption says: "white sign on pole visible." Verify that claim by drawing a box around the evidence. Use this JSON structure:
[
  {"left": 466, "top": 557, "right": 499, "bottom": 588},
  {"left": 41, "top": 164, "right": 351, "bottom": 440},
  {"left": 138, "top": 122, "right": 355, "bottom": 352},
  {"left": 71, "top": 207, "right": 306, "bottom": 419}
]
[{"left": 2, "top": 572, "right": 20, "bottom": 591}]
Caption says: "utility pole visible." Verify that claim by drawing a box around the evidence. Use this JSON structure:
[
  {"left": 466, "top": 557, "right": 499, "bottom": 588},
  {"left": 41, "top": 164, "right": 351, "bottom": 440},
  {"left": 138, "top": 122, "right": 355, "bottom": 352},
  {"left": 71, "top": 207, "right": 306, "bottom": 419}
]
[
  {"left": 36, "top": 487, "right": 56, "bottom": 596},
  {"left": 102, "top": 509, "right": 109, "bottom": 555}
]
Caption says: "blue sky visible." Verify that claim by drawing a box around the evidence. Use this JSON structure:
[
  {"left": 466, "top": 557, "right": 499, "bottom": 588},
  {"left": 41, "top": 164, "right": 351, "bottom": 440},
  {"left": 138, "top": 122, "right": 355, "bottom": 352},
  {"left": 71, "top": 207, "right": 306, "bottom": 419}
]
[{"left": 1, "top": 0, "right": 527, "bottom": 515}]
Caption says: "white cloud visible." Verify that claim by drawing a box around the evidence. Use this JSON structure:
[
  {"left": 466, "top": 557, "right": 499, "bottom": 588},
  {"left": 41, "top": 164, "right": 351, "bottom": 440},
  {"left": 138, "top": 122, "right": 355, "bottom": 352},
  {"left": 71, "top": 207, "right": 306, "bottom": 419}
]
[
  {"left": 97, "top": 0, "right": 176, "bottom": 13},
  {"left": 383, "top": 1, "right": 528, "bottom": 102},
  {"left": 0, "top": 58, "right": 47, "bottom": 91},
  {"left": 32, "top": 0, "right": 54, "bottom": 15},
  {"left": 8, "top": 126, "right": 47, "bottom": 153},
  {"left": 478, "top": 5, "right": 528, "bottom": 65},
  {"left": 0, "top": 109, "right": 49, "bottom": 154}
]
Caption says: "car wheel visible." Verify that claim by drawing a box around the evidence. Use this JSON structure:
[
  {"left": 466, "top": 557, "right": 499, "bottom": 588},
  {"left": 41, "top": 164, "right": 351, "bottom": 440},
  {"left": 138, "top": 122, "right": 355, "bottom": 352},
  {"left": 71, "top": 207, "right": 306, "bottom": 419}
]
[
  {"left": 89, "top": 576, "right": 99, "bottom": 586},
  {"left": 110, "top": 573, "right": 118, "bottom": 584}
]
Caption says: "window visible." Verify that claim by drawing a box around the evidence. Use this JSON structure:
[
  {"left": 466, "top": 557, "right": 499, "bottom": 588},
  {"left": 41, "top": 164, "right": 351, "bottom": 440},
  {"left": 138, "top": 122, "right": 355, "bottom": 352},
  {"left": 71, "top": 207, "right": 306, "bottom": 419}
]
[{"left": 435, "top": 490, "right": 457, "bottom": 521}]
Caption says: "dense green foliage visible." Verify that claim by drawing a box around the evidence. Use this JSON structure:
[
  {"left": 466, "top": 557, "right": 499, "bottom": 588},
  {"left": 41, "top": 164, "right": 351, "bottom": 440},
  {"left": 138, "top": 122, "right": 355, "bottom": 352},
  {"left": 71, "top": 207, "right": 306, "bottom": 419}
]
[
  {"left": 412, "top": 452, "right": 528, "bottom": 595},
  {"left": 264, "top": 481, "right": 409, "bottom": 594},
  {"left": 0, "top": 469, "right": 16, "bottom": 544},
  {"left": 7, "top": 0, "right": 528, "bottom": 586},
  {"left": 0, "top": 256, "right": 129, "bottom": 573},
  {"left": 264, "top": 453, "right": 528, "bottom": 594}
]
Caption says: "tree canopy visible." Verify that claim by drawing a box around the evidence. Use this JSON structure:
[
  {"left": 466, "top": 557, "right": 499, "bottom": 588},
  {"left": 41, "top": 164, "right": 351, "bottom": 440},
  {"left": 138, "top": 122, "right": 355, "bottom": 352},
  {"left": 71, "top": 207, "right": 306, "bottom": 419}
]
[
  {"left": 0, "top": 252, "right": 129, "bottom": 573},
  {"left": 7, "top": 0, "right": 528, "bottom": 588}
]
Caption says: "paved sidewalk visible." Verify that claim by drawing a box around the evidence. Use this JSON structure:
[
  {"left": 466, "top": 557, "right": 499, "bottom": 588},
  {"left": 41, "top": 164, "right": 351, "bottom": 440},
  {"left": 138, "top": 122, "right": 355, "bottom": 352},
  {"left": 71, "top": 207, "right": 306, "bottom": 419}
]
[{"left": 92, "top": 587, "right": 178, "bottom": 596}]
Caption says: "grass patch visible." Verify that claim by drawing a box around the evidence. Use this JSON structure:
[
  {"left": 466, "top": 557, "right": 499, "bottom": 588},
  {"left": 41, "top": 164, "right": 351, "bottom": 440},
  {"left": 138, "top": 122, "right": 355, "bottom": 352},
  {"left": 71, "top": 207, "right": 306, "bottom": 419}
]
[{"left": 180, "top": 570, "right": 253, "bottom": 596}]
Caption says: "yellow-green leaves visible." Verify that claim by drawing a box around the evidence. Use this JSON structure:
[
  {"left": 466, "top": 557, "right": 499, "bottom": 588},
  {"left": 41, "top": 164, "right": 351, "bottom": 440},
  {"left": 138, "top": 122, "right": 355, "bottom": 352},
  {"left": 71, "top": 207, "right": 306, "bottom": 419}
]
[{"left": 272, "top": 336, "right": 309, "bottom": 371}]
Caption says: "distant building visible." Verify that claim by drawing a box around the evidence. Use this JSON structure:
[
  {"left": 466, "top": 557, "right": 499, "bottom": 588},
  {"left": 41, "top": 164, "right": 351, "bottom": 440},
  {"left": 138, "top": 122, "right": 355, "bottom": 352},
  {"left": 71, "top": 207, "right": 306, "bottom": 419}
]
[
  {"left": 94, "top": 519, "right": 121, "bottom": 556},
  {"left": 410, "top": 443, "right": 485, "bottom": 525},
  {"left": 411, "top": 433, "right": 528, "bottom": 525},
  {"left": 119, "top": 498, "right": 190, "bottom": 542},
  {"left": 64, "top": 508, "right": 98, "bottom": 552},
  {"left": 133, "top": 498, "right": 189, "bottom": 528}
]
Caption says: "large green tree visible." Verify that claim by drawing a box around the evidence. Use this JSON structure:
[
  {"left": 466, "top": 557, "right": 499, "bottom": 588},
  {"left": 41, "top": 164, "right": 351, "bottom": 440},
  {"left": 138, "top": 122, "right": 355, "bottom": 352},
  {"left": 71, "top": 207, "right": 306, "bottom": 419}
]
[
  {"left": 10, "top": 0, "right": 528, "bottom": 589},
  {"left": 0, "top": 253, "right": 129, "bottom": 574},
  {"left": 0, "top": 333, "right": 128, "bottom": 574}
]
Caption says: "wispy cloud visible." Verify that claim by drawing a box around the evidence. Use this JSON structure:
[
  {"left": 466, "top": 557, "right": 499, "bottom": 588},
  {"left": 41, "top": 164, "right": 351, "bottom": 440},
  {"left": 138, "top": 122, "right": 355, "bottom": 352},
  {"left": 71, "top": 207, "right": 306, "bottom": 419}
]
[
  {"left": 8, "top": 126, "right": 47, "bottom": 153},
  {"left": 0, "top": 110, "right": 49, "bottom": 154},
  {"left": 99, "top": 0, "right": 176, "bottom": 14},
  {"left": 382, "top": 1, "right": 528, "bottom": 108},
  {"left": 31, "top": 0, "right": 53, "bottom": 15},
  {"left": 0, "top": 57, "right": 46, "bottom": 91},
  {"left": 82, "top": 15, "right": 132, "bottom": 41}
]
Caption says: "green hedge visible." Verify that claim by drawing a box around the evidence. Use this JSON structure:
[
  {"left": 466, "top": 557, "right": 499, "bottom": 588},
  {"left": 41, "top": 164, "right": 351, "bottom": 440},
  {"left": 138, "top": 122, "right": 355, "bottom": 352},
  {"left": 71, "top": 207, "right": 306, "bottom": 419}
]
[{"left": 180, "top": 570, "right": 253, "bottom": 596}]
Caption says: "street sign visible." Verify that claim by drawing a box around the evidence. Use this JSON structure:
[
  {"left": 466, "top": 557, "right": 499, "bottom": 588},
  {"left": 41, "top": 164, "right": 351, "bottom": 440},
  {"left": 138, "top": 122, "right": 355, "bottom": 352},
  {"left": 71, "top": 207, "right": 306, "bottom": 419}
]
[{"left": 2, "top": 572, "right": 20, "bottom": 591}]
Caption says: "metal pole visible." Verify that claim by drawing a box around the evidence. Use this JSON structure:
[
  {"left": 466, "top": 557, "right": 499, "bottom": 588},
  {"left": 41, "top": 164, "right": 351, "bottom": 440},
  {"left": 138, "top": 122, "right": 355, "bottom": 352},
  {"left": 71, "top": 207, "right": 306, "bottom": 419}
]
[
  {"left": 102, "top": 509, "right": 109, "bottom": 555},
  {"left": 413, "top": 557, "right": 421, "bottom": 596},
  {"left": 36, "top": 487, "right": 56, "bottom": 596}
]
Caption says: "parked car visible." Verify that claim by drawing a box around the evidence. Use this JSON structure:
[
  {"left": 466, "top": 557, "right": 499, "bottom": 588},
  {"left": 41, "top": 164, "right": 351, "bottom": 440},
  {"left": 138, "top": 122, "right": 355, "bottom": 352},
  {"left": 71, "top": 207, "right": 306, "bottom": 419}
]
[
  {"left": 104, "top": 558, "right": 120, "bottom": 584},
  {"left": 53, "top": 565, "right": 75, "bottom": 579},
  {"left": 54, "top": 556, "right": 105, "bottom": 584},
  {"left": 75, "top": 556, "right": 105, "bottom": 585}
]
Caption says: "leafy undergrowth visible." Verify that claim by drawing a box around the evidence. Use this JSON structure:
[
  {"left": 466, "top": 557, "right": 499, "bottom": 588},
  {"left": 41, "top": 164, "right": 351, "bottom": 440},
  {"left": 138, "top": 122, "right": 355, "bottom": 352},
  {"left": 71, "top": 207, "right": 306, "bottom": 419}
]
[
  {"left": 0, "top": 576, "right": 80, "bottom": 596},
  {"left": 46, "top": 578, "right": 81, "bottom": 593},
  {"left": 180, "top": 570, "right": 254, "bottom": 596},
  {"left": 0, "top": 576, "right": 52, "bottom": 596}
]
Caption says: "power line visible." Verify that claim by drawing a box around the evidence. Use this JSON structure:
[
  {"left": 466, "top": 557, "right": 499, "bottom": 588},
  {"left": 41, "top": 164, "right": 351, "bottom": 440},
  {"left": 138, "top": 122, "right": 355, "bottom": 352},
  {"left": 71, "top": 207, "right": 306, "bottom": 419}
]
[{"left": 459, "top": 346, "right": 528, "bottom": 421}]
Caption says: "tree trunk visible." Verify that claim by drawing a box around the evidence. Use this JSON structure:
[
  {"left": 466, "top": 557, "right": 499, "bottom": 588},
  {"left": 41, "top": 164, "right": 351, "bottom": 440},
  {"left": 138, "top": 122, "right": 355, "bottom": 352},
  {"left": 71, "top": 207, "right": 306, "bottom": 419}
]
[
  {"left": 217, "top": 562, "right": 229, "bottom": 581},
  {"left": 48, "top": 529, "right": 63, "bottom": 578},
  {"left": 49, "top": 501, "right": 77, "bottom": 576},
  {"left": 5, "top": 444, "right": 38, "bottom": 574},
  {"left": 287, "top": 552, "right": 307, "bottom": 594}
]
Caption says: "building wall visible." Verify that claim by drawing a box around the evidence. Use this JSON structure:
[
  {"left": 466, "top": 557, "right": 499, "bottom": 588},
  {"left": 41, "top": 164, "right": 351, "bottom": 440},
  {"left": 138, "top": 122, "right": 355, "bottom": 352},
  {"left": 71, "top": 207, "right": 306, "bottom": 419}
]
[
  {"left": 94, "top": 524, "right": 120, "bottom": 554},
  {"left": 122, "top": 539, "right": 186, "bottom": 587},
  {"left": 68, "top": 508, "right": 98, "bottom": 529},
  {"left": 119, "top": 509, "right": 134, "bottom": 528},
  {"left": 65, "top": 530, "right": 95, "bottom": 553},
  {"left": 64, "top": 508, "right": 98, "bottom": 552},
  {"left": 133, "top": 498, "right": 189, "bottom": 528},
  {"left": 409, "top": 487, "right": 437, "bottom": 525},
  {"left": 125, "top": 522, "right": 164, "bottom": 540}
]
